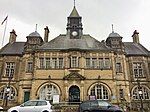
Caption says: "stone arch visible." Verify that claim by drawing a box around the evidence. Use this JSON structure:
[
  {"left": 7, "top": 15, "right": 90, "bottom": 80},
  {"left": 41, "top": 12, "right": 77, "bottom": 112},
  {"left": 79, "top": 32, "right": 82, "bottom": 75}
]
[
  {"left": 69, "top": 85, "right": 80, "bottom": 102},
  {"left": 87, "top": 82, "right": 112, "bottom": 100},
  {"left": 36, "top": 81, "right": 61, "bottom": 101},
  {"left": 131, "top": 85, "right": 150, "bottom": 100},
  {"left": 0, "top": 85, "right": 17, "bottom": 100}
]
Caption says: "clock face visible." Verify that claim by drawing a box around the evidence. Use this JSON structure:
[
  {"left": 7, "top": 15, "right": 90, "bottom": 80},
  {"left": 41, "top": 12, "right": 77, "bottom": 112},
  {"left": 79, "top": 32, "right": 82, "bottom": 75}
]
[{"left": 72, "top": 31, "right": 78, "bottom": 36}]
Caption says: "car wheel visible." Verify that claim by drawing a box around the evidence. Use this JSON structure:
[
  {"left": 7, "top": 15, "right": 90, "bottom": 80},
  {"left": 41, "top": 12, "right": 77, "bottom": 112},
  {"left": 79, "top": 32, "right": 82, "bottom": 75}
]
[
  {"left": 11, "top": 110, "right": 18, "bottom": 112},
  {"left": 83, "top": 110, "right": 90, "bottom": 112},
  {"left": 42, "top": 111, "right": 49, "bottom": 112}
]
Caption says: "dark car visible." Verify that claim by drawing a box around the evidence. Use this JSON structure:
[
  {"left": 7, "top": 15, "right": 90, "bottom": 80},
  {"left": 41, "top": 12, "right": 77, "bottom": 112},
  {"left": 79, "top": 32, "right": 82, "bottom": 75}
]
[{"left": 78, "top": 100, "right": 124, "bottom": 112}]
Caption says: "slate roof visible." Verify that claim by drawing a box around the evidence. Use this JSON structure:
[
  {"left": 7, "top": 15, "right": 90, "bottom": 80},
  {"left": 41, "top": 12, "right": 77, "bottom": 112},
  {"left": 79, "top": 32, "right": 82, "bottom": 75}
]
[
  {"left": 0, "top": 42, "right": 25, "bottom": 55},
  {"left": 108, "top": 32, "right": 121, "bottom": 37},
  {"left": 69, "top": 6, "right": 80, "bottom": 17},
  {"left": 0, "top": 36, "right": 149, "bottom": 57},
  {"left": 124, "top": 42, "right": 149, "bottom": 56},
  {"left": 37, "top": 34, "right": 113, "bottom": 51},
  {"left": 29, "top": 31, "right": 41, "bottom": 37}
]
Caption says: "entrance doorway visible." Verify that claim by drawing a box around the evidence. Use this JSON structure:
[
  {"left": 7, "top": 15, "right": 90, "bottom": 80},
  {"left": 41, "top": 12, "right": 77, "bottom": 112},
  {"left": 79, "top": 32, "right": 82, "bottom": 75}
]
[
  {"left": 69, "top": 86, "right": 80, "bottom": 102},
  {"left": 24, "top": 92, "right": 30, "bottom": 102}
]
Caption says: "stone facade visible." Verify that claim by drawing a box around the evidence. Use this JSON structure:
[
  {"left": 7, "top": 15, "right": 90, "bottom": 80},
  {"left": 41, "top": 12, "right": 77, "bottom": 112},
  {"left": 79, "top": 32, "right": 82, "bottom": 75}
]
[{"left": 0, "top": 5, "right": 150, "bottom": 110}]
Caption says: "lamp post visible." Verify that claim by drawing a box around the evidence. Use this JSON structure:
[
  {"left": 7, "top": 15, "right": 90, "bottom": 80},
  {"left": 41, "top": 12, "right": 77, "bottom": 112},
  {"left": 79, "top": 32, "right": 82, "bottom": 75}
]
[
  {"left": 5, "top": 74, "right": 13, "bottom": 107},
  {"left": 136, "top": 79, "right": 144, "bottom": 112},
  {"left": 48, "top": 75, "right": 51, "bottom": 85}
]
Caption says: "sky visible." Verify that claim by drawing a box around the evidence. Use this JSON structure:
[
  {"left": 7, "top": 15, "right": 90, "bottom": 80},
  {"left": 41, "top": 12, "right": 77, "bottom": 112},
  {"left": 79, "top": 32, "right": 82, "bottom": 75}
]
[{"left": 0, "top": 0, "right": 150, "bottom": 50}]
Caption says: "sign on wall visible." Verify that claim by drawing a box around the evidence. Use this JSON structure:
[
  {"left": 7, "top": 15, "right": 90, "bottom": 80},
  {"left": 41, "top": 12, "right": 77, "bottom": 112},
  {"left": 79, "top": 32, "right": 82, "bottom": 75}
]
[{"left": 53, "top": 95, "right": 60, "bottom": 104}]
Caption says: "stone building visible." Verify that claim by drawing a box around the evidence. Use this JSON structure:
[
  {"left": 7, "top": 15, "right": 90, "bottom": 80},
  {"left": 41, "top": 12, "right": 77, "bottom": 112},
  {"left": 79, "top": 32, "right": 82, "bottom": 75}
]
[{"left": 0, "top": 5, "right": 150, "bottom": 109}]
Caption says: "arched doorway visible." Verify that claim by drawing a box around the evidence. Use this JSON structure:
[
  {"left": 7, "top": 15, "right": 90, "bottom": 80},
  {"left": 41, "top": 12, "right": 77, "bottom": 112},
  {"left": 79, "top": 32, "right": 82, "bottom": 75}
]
[{"left": 69, "top": 86, "right": 80, "bottom": 102}]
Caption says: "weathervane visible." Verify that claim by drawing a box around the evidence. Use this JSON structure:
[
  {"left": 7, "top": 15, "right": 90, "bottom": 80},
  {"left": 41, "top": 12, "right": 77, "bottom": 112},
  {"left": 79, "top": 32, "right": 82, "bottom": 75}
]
[
  {"left": 74, "top": 0, "right": 76, "bottom": 7},
  {"left": 35, "top": 24, "right": 38, "bottom": 32},
  {"left": 112, "top": 24, "right": 114, "bottom": 33}
]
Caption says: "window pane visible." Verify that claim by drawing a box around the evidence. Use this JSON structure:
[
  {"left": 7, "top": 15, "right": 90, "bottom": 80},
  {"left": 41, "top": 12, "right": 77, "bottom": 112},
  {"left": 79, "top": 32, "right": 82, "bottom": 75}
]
[
  {"left": 86, "top": 58, "right": 90, "bottom": 68},
  {"left": 133, "top": 63, "right": 143, "bottom": 78},
  {"left": 5, "top": 62, "right": 15, "bottom": 77},
  {"left": 105, "top": 58, "right": 110, "bottom": 68},
  {"left": 0, "top": 87, "right": 16, "bottom": 101},
  {"left": 133, "top": 87, "right": 149, "bottom": 100},
  {"left": 59, "top": 58, "right": 63, "bottom": 68},
  {"left": 90, "top": 84, "right": 109, "bottom": 100},
  {"left": 72, "top": 57, "right": 77, "bottom": 67},
  {"left": 119, "top": 89, "right": 124, "bottom": 99},
  {"left": 27, "top": 62, "right": 32, "bottom": 72},
  {"left": 92, "top": 58, "right": 97, "bottom": 68},
  {"left": 52, "top": 58, "right": 57, "bottom": 68},
  {"left": 39, "top": 84, "right": 59, "bottom": 101},
  {"left": 46, "top": 58, "right": 50, "bottom": 69},
  {"left": 99, "top": 58, "right": 103, "bottom": 69},
  {"left": 39, "top": 58, "right": 44, "bottom": 68},
  {"left": 116, "top": 63, "right": 121, "bottom": 73}
]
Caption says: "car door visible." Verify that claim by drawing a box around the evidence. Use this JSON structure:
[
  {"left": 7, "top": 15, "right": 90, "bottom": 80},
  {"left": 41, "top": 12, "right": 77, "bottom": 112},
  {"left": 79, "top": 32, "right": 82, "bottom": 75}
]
[
  {"left": 35, "top": 101, "right": 48, "bottom": 112},
  {"left": 19, "top": 101, "right": 37, "bottom": 112},
  {"left": 90, "top": 100, "right": 99, "bottom": 111}
]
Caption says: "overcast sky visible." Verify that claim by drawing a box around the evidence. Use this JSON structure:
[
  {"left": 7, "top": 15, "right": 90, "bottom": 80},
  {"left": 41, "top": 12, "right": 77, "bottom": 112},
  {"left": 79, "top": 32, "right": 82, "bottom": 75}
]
[{"left": 0, "top": 0, "right": 150, "bottom": 50}]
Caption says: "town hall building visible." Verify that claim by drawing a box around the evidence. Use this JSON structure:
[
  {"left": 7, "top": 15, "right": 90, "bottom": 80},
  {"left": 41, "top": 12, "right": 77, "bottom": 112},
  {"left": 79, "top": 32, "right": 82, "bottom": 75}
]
[{"left": 0, "top": 5, "right": 150, "bottom": 109}]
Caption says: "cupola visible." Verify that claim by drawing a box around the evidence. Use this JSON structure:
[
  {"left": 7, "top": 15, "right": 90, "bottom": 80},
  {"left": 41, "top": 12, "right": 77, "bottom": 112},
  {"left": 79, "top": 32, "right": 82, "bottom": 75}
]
[
  {"left": 24, "top": 30, "right": 43, "bottom": 52},
  {"left": 106, "top": 25, "right": 124, "bottom": 51}
]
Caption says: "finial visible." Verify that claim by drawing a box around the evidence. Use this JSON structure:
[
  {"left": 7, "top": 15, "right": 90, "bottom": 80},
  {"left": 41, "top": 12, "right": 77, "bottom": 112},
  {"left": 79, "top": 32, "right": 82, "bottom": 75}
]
[
  {"left": 74, "top": 0, "right": 76, "bottom": 7},
  {"left": 112, "top": 24, "right": 114, "bottom": 33},
  {"left": 35, "top": 24, "right": 38, "bottom": 32}
]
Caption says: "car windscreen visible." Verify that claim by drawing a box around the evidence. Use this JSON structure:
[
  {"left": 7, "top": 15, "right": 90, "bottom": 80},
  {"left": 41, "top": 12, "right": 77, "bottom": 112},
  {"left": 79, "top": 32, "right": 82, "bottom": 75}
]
[
  {"left": 97, "top": 101, "right": 111, "bottom": 107},
  {"left": 24, "top": 101, "right": 37, "bottom": 106}
]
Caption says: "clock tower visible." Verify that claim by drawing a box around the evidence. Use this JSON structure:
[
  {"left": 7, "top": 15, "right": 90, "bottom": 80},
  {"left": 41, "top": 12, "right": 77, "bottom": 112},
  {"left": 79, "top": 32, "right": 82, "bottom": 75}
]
[{"left": 66, "top": 6, "right": 83, "bottom": 39}]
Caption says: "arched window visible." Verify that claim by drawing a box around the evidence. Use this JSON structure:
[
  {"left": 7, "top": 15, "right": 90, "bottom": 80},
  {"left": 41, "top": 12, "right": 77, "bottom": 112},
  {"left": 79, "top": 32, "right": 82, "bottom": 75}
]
[
  {"left": 0, "top": 86, "right": 16, "bottom": 100},
  {"left": 90, "top": 84, "right": 109, "bottom": 100},
  {"left": 39, "top": 84, "right": 59, "bottom": 101},
  {"left": 133, "top": 86, "right": 150, "bottom": 100}
]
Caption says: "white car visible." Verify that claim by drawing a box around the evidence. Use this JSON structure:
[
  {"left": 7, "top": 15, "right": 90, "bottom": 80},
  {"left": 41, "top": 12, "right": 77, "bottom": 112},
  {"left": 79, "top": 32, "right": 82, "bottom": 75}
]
[
  {"left": 8, "top": 100, "right": 55, "bottom": 112},
  {"left": 0, "top": 106, "right": 4, "bottom": 112}
]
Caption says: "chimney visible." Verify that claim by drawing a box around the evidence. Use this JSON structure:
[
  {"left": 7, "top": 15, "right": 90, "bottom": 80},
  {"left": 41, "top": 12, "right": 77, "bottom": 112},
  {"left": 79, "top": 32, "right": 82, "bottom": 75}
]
[
  {"left": 9, "top": 29, "right": 17, "bottom": 43},
  {"left": 132, "top": 30, "right": 140, "bottom": 43},
  {"left": 44, "top": 26, "right": 49, "bottom": 43}
]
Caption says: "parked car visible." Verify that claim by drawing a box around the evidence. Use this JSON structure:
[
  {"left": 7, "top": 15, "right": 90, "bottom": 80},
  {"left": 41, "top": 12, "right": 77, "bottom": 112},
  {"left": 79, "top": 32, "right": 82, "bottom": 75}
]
[
  {"left": 78, "top": 100, "right": 124, "bottom": 112},
  {"left": 8, "top": 100, "right": 55, "bottom": 112}
]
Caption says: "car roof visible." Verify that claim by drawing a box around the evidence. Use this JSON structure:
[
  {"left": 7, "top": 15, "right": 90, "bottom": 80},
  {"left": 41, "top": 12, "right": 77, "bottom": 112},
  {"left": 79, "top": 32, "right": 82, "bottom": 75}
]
[
  {"left": 27, "top": 100, "right": 48, "bottom": 102},
  {"left": 82, "top": 100, "right": 109, "bottom": 103}
]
